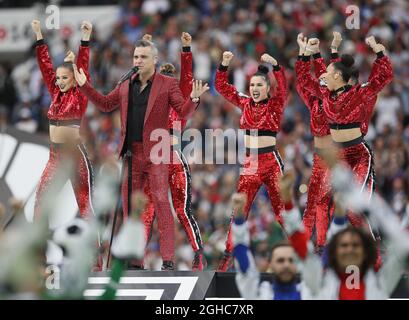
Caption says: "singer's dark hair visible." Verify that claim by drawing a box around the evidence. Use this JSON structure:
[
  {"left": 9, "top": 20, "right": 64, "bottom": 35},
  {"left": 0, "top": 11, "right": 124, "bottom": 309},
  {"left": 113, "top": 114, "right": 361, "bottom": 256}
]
[
  {"left": 251, "top": 65, "right": 271, "bottom": 86},
  {"left": 333, "top": 54, "right": 355, "bottom": 83}
]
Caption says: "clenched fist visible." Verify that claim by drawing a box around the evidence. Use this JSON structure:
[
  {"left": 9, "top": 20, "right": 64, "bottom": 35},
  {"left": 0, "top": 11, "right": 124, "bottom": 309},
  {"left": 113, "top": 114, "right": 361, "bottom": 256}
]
[
  {"left": 81, "top": 21, "right": 92, "bottom": 41},
  {"left": 331, "top": 31, "right": 342, "bottom": 49},
  {"left": 31, "top": 20, "right": 41, "bottom": 34},
  {"left": 181, "top": 32, "right": 192, "bottom": 47},
  {"left": 366, "top": 35, "right": 386, "bottom": 54},
  {"left": 297, "top": 33, "right": 307, "bottom": 49},
  {"left": 261, "top": 53, "right": 277, "bottom": 66},
  {"left": 305, "top": 38, "right": 320, "bottom": 55},
  {"left": 222, "top": 51, "right": 234, "bottom": 66},
  {"left": 31, "top": 19, "right": 43, "bottom": 41}
]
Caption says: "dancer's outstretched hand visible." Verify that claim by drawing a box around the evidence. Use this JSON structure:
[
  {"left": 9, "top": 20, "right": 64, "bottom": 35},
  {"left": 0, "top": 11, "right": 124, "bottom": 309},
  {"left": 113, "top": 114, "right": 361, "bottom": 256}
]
[
  {"left": 190, "top": 79, "right": 209, "bottom": 100},
  {"left": 181, "top": 32, "right": 192, "bottom": 46},
  {"left": 222, "top": 51, "right": 234, "bottom": 66},
  {"left": 73, "top": 64, "right": 87, "bottom": 86}
]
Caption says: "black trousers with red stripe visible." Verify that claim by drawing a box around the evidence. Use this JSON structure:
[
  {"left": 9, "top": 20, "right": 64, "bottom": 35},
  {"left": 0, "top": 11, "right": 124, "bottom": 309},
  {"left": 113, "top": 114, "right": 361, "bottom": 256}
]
[
  {"left": 143, "top": 148, "right": 203, "bottom": 252},
  {"left": 34, "top": 141, "right": 94, "bottom": 220}
]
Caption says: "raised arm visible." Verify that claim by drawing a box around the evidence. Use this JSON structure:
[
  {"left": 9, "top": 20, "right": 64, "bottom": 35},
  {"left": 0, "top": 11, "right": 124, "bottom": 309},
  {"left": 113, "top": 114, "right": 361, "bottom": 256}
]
[
  {"left": 313, "top": 31, "right": 343, "bottom": 78},
  {"left": 215, "top": 51, "right": 249, "bottom": 109},
  {"left": 76, "top": 21, "right": 92, "bottom": 82},
  {"left": 73, "top": 64, "right": 120, "bottom": 112},
  {"left": 180, "top": 32, "right": 193, "bottom": 99},
  {"left": 295, "top": 35, "right": 324, "bottom": 105},
  {"left": 359, "top": 36, "right": 393, "bottom": 98},
  {"left": 295, "top": 38, "right": 325, "bottom": 99},
  {"left": 261, "top": 53, "right": 287, "bottom": 104},
  {"left": 31, "top": 20, "right": 57, "bottom": 94}
]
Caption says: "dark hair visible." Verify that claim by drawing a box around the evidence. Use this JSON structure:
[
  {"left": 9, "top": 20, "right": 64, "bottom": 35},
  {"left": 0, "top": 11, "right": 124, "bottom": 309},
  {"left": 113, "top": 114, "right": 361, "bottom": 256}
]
[
  {"left": 134, "top": 39, "right": 158, "bottom": 56},
  {"left": 333, "top": 54, "right": 355, "bottom": 83},
  {"left": 349, "top": 67, "right": 359, "bottom": 85},
  {"left": 252, "top": 65, "right": 271, "bottom": 86},
  {"left": 327, "top": 227, "right": 377, "bottom": 276},
  {"left": 270, "top": 240, "right": 293, "bottom": 260},
  {"left": 58, "top": 62, "right": 74, "bottom": 73},
  {"left": 160, "top": 63, "right": 176, "bottom": 77}
]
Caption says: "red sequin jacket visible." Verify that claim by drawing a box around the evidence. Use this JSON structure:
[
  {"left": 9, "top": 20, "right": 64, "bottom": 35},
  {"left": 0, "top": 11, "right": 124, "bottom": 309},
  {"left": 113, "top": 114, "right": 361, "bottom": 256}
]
[
  {"left": 36, "top": 39, "right": 90, "bottom": 122},
  {"left": 295, "top": 53, "right": 340, "bottom": 137},
  {"left": 215, "top": 64, "right": 287, "bottom": 133},
  {"left": 296, "top": 52, "right": 393, "bottom": 128}
]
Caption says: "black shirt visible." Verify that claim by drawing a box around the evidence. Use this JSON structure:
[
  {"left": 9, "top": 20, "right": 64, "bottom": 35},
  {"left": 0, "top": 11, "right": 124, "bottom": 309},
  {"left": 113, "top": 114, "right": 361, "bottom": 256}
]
[{"left": 129, "top": 76, "right": 152, "bottom": 142}]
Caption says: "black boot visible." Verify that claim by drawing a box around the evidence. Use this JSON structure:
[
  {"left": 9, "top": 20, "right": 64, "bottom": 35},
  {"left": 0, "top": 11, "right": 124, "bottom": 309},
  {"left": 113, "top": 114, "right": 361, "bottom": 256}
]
[{"left": 161, "top": 260, "right": 175, "bottom": 271}]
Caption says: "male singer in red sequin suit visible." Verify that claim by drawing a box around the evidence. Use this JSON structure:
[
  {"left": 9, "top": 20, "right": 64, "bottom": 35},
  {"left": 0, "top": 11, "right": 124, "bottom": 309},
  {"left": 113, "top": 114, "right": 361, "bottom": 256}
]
[
  {"left": 73, "top": 39, "right": 207, "bottom": 270},
  {"left": 32, "top": 20, "right": 94, "bottom": 220},
  {"left": 215, "top": 51, "right": 287, "bottom": 271},
  {"left": 142, "top": 33, "right": 204, "bottom": 271}
]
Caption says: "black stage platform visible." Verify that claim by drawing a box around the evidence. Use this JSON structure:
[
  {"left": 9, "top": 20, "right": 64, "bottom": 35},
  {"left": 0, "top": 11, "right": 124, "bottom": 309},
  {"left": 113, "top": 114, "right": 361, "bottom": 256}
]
[{"left": 85, "top": 271, "right": 409, "bottom": 300}]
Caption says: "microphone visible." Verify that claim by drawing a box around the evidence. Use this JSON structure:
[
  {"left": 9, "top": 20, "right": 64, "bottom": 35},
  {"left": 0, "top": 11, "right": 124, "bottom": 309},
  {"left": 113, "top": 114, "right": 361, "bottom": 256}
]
[{"left": 118, "top": 66, "right": 139, "bottom": 84}]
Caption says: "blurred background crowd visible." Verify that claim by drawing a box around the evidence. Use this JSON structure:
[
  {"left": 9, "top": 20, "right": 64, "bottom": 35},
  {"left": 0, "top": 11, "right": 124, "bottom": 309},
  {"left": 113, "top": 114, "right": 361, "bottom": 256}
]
[{"left": 0, "top": 0, "right": 408, "bottom": 271}]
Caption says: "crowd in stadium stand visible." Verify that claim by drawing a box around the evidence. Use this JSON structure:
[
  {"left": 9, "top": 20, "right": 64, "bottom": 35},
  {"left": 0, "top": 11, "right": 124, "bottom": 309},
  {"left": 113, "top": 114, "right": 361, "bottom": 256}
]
[{"left": 0, "top": 0, "right": 408, "bottom": 270}]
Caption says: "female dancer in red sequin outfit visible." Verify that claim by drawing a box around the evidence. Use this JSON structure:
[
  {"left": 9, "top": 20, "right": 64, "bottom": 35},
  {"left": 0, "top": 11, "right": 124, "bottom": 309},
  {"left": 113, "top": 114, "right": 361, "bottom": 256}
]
[
  {"left": 31, "top": 20, "right": 94, "bottom": 220},
  {"left": 297, "top": 36, "right": 393, "bottom": 244},
  {"left": 215, "top": 51, "right": 288, "bottom": 271},
  {"left": 297, "top": 33, "right": 379, "bottom": 250}
]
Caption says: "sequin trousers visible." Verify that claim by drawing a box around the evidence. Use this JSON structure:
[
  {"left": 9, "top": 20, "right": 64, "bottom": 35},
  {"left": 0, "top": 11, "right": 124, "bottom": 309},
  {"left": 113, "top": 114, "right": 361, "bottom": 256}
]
[
  {"left": 223, "top": 149, "right": 285, "bottom": 255},
  {"left": 142, "top": 148, "right": 203, "bottom": 252},
  {"left": 34, "top": 141, "right": 94, "bottom": 220},
  {"left": 303, "top": 151, "right": 333, "bottom": 247}
]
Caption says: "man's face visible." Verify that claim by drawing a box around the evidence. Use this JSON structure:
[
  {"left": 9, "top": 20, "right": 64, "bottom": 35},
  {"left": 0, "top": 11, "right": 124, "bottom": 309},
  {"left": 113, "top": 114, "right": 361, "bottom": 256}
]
[
  {"left": 133, "top": 46, "right": 157, "bottom": 75},
  {"left": 269, "top": 246, "right": 297, "bottom": 283}
]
